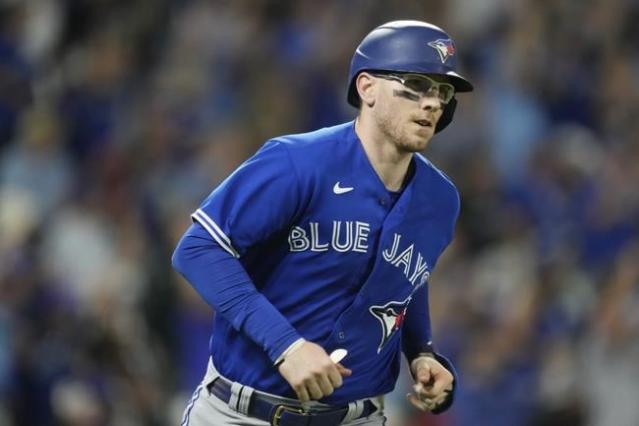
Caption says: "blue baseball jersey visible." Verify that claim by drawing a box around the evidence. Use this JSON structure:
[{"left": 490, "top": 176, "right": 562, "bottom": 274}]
[{"left": 182, "top": 120, "right": 460, "bottom": 404}]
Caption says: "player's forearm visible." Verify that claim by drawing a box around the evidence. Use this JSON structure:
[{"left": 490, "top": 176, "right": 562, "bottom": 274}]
[
  {"left": 172, "top": 223, "right": 303, "bottom": 362},
  {"left": 402, "top": 284, "right": 458, "bottom": 413},
  {"left": 402, "top": 284, "right": 436, "bottom": 361}
]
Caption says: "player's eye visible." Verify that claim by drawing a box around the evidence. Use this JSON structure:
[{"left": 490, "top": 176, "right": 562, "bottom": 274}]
[
  {"left": 436, "top": 84, "right": 455, "bottom": 104},
  {"left": 403, "top": 76, "right": 434, "bottom": 94},
  {"left": 402, "top": 75, "right": 455, "bottom": 104}
]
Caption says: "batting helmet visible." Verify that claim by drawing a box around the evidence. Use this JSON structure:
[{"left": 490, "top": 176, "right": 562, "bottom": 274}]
[{"left": 347, "top": 20, "right": 473, "bottom": 133}]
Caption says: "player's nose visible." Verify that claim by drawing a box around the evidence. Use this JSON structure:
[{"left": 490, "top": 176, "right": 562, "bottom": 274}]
[{"left": 419, "top": 95, "right": 442, "bottom": 111}]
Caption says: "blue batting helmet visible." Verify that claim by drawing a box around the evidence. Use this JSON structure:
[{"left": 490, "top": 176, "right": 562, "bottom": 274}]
[{"left": 347, "top": 20, "right": 473, "bottom": 133}]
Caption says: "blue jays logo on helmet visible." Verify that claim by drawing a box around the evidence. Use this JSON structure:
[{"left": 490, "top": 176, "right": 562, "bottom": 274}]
[
  {"left": 428, "top": 38, "right": 456, "bottom": 63},
  {"left": 369, "top": 297, "right": 412, "bottom": 353}
]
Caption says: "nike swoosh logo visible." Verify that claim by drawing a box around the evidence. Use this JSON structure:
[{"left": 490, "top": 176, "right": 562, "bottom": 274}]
[{"left": 333, "top": 182, "right": 354, "bottom": 194}]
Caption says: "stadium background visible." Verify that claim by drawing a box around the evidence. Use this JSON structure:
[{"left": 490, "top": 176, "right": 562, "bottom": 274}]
[{"left": 1, "top": 0, "right": 638, "bottom": 425}]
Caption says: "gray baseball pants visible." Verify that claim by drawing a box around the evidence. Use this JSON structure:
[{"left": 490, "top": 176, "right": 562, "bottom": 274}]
[{"left": 180, "top": 359, "right": 387, "bottom": 426}]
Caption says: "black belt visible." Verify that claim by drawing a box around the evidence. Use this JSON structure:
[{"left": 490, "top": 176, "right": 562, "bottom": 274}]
[{"left": 208, "top": 377, "right": 378, "bottom": 426}]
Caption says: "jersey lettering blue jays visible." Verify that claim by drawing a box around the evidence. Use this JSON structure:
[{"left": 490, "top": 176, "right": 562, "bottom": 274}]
[{"left": 191, "top": 121, "right": 460, "bottom": 404}]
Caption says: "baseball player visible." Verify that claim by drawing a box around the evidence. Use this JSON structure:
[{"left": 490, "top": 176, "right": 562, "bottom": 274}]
[{"left": 172, "top": 20, "right": 473, "bottom": 425}]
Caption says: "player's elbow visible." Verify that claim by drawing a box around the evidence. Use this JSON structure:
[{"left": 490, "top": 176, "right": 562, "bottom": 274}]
[
  {"left": 171, "top": 234, "right": 190, "bottom": 276},
  {"left": 171, "top": 225, "right": 218, "bottom": 278}
]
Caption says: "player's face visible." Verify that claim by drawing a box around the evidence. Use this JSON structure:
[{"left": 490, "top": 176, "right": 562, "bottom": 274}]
[{"left": 370, "top": 73, "right": 450, "bottom": 152}]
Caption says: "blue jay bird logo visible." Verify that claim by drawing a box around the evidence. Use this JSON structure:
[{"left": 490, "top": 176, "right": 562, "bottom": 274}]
[
  {"left": 369, "top": 298, "right": 412, "bottom": 353},
  {"left": 427, "top": 38, "right": 456, "bottom": 63}
]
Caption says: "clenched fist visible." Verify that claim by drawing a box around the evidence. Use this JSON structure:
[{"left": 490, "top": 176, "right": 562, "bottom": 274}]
[
  {"left": 278, "top": 341, "right": 352, "bottom": 402},
  {"left": 407, "top": 354, "right": 453, "bottom": 412}
]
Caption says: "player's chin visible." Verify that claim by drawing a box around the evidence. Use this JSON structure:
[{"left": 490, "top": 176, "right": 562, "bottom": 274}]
[
  {"left": 401, "top": 133, "right": 432, "bottom": 152},
  {"left": 399, "top": 141, "right": 430, "bottom": 154}
]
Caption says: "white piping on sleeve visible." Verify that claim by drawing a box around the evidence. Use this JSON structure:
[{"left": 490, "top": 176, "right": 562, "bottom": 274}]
[{"left": 192, "top": 209, "right": 240, "bottom": 258}]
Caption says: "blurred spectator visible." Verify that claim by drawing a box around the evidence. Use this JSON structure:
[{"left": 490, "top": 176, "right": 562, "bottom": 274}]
[
  {"left": 0, "top": 3, "right": 33, "bottom": 149},
  {"left": 581, "top": 244, "right": 639, "bottom": 426}
]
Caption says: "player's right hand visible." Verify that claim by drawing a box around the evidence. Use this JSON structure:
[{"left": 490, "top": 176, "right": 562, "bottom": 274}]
[{"left": 277, "top": 341, "right": 352, "bottom": 402}]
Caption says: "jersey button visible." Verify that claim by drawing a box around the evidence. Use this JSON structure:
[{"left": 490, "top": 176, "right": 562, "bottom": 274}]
[
  {"left": 338, "top": 331, "right": 345, "bottom": 340},
  {"left": 379, "top": 198, "right": 387, "bottom": 206}
]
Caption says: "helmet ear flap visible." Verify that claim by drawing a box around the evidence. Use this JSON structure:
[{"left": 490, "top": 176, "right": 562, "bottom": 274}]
[
  {"left": 347, "top": 76, "right": 361, "bottom": 108},
  {"left": 435, "top": 97, "right": 457, "bottom": 133}
]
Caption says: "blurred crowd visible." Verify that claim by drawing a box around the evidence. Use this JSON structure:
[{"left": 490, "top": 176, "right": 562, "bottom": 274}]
[{"left": 1, "top": 0, "right": 638, "bottom": 425}]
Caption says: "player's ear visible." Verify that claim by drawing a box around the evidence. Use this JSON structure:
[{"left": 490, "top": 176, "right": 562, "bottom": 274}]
[{"left": 356, "top": 72, "right": 376, "bottom": 107}]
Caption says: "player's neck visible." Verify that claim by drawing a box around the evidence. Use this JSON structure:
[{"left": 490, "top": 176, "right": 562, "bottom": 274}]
[{"left": 355, "top": 117, "right": 413, "bottom": 192}]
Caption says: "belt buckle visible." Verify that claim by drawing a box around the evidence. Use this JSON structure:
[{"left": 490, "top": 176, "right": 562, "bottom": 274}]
[{"left": 271, "top": 404, "right": 307, "bottom": 426}]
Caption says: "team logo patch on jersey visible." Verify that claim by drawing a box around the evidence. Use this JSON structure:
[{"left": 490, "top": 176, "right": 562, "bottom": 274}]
[
  {"left": 428, "top": 38, "right": 455, "bottom": 63},
  {"left": 369, "top": 297, "right": 412, "bottom": 353}
]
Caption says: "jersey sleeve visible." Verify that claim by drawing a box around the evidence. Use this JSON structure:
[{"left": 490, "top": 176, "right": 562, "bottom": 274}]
[
  {"left": 402, "top": 283, "right": 458, "bottom": 414},
  {"left": 402, "top": 283, "right": 435, "bottom": 361},
  {"left": 172, "top": 222, "right": 302, "bottom": 363},
  {"left": 192, "top": 139, "right": 301, "bottom": 258},
  {"left": 401, "top": 171, "right": 461, "bottom": 363}
]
